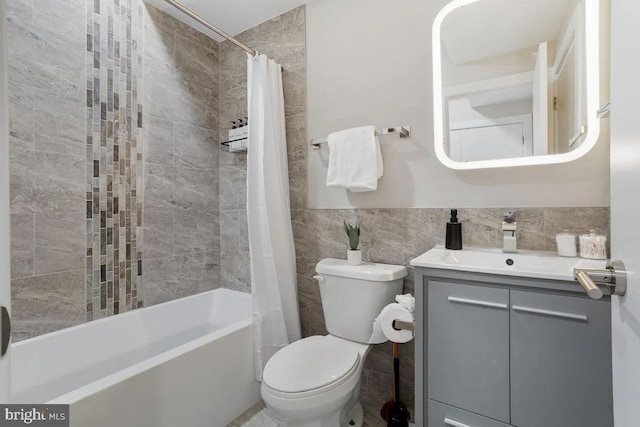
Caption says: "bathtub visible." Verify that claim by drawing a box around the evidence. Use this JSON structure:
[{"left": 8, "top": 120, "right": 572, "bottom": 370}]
[{"left": 10, "top": 288, "right": 261, "bottom": 427}]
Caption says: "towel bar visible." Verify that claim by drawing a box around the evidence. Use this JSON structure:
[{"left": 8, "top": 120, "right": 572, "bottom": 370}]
[{"left": 310, "top": 126, "right": 411, "bottom": 149}]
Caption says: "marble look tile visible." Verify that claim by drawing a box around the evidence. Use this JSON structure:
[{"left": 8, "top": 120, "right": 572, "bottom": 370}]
[
  {"left": 34, "top": 88, "right": 85, "bottom": 156},
  {"left": 357, "top": 209, "right": 406, "bottom": 265},
  {"left": 285, "top": 113, "right": 306, "bottom": 164},
  {"left": 143, "top": 5, "right": 176, "bottom": 78},
  {"left": 220, "top": 209, "right": 240, "bottom": 253},
  {"left": 237, "top": 208, "right": 249, "bottom": 253},
  {"left": 8, "top": 82, "right": 34, "bottom": 150},
  {"left": 34, "top": 212, "right": 85, "bottom": 275},
  {"left": 6, "top": 0, "right": 34, "bottom": 22},
  {"left": 11, "top": 269, "right": 85, "bottom": 342},
  {"left": 144, "top": 163, "right": 218, "bottom": 211},
  {"left": 146, "top": 76, "right": 218, "bottom": 130},
  {"left": 174, "top": 18, "right": 220, "bottom": 54},
  {"left": 281, "top": 5, "right": 305, "bottom": 30},
  {"left": 220, "top": 165, "right": 247, "bottom": 210},
  {"left": 174, "top": 210, "right": 220, "bottom": 255},
  {"left": 174, "top": 123, "right": 218, "bottom": 170},
  {"left": 513, "top": 208, "right": 546, "bottom": 250},
  {"left": 174, "top": 32, "right": 219, "bottom": 91},
  {"left": 10, "top": 214, "right": 34, "bottom": 279},
  {"left": 227, "top": 400, "right": 283, "bottom": 427},
  {"left": 33, "top": 0, "right": 85, "bottom": 45},
  {"left": 10, "top": 148, "right": 84, "bottom": 214},
  {"left": 288, "top": 160, "right": 306, "bottom": 211},
  {"left": 144, "top": 114, "right": 174, "bottom": 166},
  {"left": 220, "top": 250, "right": 251, "bottom": 293},
  {"left": 142, "top": 210, "right": 174, "bottom": 259},
  {"left": 282, "top": 66, "right": 306, "bottom": 118},
  {"left": 143, "top": 251, "right": 220, "bottom": 306},
  {"left": 457, "top": 208, "right": 503, "bottom": 249},
  {"left": 403, "top": 208, "right": 448, "bottom": 263},
  {"left": 34, "top": 29, "right": 84, "bottom": 89}
]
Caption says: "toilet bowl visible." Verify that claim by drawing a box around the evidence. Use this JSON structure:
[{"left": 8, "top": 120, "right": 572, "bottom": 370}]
[
  {"left": 261, "top": 258, "right": 407, "bottom": 427},
  {"left": 262, "top": 335, "right": 370, "bottom": 426}
]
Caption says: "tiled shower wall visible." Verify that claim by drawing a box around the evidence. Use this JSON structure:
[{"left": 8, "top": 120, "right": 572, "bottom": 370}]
[
  {"left": 85, "top": 0, "right": 144, "bottom": 320},
  {"left": 7, "top": 0, "right": 221, "bottom": 340},
  {"left": 8, "top": 0, "right": 87, "bottom": 341},
  {"left": 141, "top": 6, "right": 220, "bottom": 306},
  {"left": 218, "top": 6, "right": 306, "bottom": 292}
]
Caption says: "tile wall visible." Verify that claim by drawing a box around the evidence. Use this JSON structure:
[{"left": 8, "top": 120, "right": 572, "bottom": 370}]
[
  {"left": 7, "top": 0, "right": 87, "bottom": 341},
  {"left": 218, "top": 6, "right": 306, "bottom": 292},
  {"left": 142, "top": 5, "right": 221, "bottom": 306},
  {"left": 85, "top": 0, "right": 144, "bottom": 320},
  {"left": 7, "top": 0, "right": 221, "bottom": 339}
]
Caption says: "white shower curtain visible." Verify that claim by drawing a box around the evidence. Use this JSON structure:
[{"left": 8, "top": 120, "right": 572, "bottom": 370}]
[{"left": 247, "top": 54, "right": 302, "bottom": 380}]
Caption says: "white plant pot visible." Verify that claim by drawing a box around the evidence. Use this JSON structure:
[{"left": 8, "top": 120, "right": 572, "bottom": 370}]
[{"left": 347, "top": 249, "right": 362, "bottom": 266}]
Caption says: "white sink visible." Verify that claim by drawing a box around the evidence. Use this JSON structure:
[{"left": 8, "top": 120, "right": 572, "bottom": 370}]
[{"left": 410, "top": 246, "right": 607, "bottom": 281}]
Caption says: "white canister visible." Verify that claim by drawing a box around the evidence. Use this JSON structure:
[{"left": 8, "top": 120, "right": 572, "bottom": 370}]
[
  {"left": 579, "top": 230, "right": 608, "bottom": 260},
  {"left": 556, "top": 230, "right": 577, "bottom": 257}
]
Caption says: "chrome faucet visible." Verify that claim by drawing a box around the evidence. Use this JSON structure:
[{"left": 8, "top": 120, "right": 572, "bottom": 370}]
[{"left": 502, "top": 211, "right": 517, "bottom": 253}]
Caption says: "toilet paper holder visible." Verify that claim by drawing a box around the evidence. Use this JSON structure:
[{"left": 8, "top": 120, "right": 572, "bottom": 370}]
[{"left": 392, "top": 319, "right": 415, "bottom": 334}]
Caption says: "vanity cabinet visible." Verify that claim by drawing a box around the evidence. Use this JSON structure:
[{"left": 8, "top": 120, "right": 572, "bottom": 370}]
[
  {"left": 428, "top": 281, "right": 510, "bottom": 423},
  {"left": 510, "top": 290, "right": 612, "bottom": 427},
  {"left": 415, "top": 268, "right": 613, "bottom": 427}
]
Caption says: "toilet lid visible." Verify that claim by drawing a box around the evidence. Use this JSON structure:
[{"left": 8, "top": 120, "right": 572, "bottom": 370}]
[{"left": 262, "top": 336, "right": 360, "bottom": 393}]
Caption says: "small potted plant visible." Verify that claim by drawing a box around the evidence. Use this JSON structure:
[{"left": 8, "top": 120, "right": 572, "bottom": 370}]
[{"left": 343, "top": 220, "right": 362, "bottom": 265}]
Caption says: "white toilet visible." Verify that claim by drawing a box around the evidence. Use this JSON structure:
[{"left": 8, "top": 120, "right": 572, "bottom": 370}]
[{"left": 261, "top": 258, "right": 408, "bottom": 427}]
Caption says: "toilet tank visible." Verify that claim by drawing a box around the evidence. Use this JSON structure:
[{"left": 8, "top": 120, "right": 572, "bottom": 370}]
[{"left": 315, "top": 258, "right": 407, "bottom": 343}]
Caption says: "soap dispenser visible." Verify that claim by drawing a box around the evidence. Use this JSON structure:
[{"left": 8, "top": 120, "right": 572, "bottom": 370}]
[{"left": 445, "top": 209, "right": 463, "bottom": 250}]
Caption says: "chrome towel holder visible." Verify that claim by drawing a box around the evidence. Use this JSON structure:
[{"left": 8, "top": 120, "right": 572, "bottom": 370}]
[{"left": 310, "top": 126, "right": 411, "bottom": 149}]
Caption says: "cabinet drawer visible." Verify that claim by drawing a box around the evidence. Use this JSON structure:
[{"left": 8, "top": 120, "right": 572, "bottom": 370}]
[
  {"left": 510, "top": 290, "right": 613, "bottom": 427},
  {"left": 427, "top": 281, "right": 510, "bottom": 423},
  {"left": 427, "top": 399, "right": 511, "bottom": 427}
]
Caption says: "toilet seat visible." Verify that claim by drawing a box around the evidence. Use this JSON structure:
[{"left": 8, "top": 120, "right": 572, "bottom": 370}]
[{"left": 262, "top": 335, "right": 361, "bottom": 396}]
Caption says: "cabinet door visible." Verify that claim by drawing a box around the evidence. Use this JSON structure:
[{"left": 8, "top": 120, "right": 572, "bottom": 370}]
[
  {"left": 510, "top": 290, "right": 613, "bottom": 427},
  {"left": 428, "top": 281, "right": 510, "bottom": 423}
]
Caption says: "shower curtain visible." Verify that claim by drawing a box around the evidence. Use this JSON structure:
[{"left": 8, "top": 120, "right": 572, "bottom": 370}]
[{"left": 247, "top": 54, "right": 302, "bottom": 380}]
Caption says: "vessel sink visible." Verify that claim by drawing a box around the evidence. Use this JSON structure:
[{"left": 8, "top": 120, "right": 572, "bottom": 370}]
[{"left": 410, "top": 246, "right": 606, "bottom": 281}]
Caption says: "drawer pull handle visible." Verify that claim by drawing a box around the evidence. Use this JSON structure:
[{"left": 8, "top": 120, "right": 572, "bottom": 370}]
[
  {"left": 512, "top": 305, "right": 588, "bottom": 322},
  {"left": 444, "top": 418, "right": 472, "bottom": 427},
  {"left": 447, "top": 296, "right": 508, "bottom": 310}
]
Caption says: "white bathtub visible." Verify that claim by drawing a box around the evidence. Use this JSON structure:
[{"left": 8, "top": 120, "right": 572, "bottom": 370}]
[{"left": 11, "top": 288, "right": 260, "bottom": 427}]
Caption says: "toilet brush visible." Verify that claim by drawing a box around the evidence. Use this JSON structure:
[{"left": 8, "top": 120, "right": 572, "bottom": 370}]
[{"left": 380, "top": 342, "right": 410, "bottom": 425}]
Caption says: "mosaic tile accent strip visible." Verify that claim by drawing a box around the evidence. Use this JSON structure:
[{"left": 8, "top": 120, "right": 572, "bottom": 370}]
[{"left": 86, "top": 0, "right": 144, "bottom": 320}]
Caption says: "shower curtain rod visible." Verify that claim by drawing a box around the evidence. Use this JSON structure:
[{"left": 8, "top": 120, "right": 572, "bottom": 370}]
[{"left": 164, "top": 0, "right": 258, "bottom": 57}]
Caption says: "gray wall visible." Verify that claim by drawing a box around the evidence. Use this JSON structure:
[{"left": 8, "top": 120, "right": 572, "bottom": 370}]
[
  {"left": 142, "top": 5, "right": 221, "bottom": 306},
  {"left": 7, "top": 0, "right": 221, "bottom": 340},
  {"left": 217, "top": 6, "right": 306, "bottom": 292},
  {"left": 7, "top": 0, "right": 87, "bottom": 341}
]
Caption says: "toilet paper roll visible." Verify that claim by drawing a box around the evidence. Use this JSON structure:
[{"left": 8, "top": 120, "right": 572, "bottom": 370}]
[{"left": 379, "top": 303, "right": 414, "bottom": 343}]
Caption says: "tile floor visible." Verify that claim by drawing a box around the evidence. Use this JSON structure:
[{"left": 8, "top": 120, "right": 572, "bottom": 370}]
[{"left": 226, "top": 401, "right": 391, "bottom": 427}]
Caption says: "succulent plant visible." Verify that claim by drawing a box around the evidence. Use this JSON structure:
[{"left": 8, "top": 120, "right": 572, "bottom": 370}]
[{"left": 343, "top": 220, "right": 361, "bottom": 251}]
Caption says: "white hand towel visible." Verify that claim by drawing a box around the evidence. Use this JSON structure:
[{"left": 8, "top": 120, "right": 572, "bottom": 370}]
[{"left": 326, "top": 126, "right": 383, "bottom": 192}]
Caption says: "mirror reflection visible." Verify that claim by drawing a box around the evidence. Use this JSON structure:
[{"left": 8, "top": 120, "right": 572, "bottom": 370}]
[{"left": 439, "top": 0, "right": 589, "bottom": 163}]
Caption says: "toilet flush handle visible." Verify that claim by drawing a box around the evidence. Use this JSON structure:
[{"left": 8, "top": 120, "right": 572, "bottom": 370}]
[{"left": 313, "top": 275, "right": 325, "bottom": 283}]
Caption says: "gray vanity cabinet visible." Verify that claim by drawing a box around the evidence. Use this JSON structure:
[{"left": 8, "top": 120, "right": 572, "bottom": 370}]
[
  {"left": 427, "top": 281, "right": 510, "bottom": 423},
  {"left": 415, "top": 268, "right": 613, "bottom": 427},
  {"left": 510, "top": 290, "right": 613, "bottom": 427}
]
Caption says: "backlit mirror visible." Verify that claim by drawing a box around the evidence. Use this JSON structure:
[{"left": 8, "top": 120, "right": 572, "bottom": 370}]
[{"left": 433, "top": 0, "right": 602, "bottom": 169}]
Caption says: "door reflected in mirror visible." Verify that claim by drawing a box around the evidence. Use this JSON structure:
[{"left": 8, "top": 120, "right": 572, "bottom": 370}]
[{"left": 433, "top": 0, "right": 602, "bottom": 169}]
